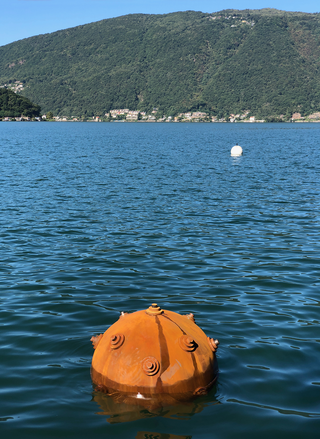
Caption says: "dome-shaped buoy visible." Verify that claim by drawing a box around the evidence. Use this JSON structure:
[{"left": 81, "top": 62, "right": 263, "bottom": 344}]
[
  {"left": 90, "top": 304, "right": 219, "bottom": 407},
  {"left": 231, "top": 144, "right": 243, "bottom": 156}
]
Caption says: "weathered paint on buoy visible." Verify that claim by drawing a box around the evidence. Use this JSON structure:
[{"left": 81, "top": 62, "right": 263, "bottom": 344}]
[
  {"left": 90, "top": 304, "right": 219, "bottom": 405},
  {"left": 231, "top": 144, "right": 243, "bottom": 156}
]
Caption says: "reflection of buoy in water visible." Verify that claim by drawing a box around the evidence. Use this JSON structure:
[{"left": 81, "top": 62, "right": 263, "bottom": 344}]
[
  {"left": 231, "top": 144, "right": 243, "bottom": 156},
  {"left": 93, "top": 388, "right": 209, "bottom": 424},
  {"left": 90, "top": 303, "right": 219, "bottom": 408}
]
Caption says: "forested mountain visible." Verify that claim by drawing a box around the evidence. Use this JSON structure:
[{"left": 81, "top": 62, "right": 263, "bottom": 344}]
[
  {"left": 1, "top": 9, "right": 320, "bottom": 118},
  {"left": 0, "top": 89, "right": 41, "bottom": 118}
]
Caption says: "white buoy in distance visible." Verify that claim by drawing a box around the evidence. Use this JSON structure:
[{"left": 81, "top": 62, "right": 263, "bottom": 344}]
[{"left": 231, "top": 144, "right": 243, "bottom": 156}]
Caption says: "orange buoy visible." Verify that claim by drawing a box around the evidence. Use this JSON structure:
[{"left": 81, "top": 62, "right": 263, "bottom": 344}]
[{"left": 90, "top": 304, "right": 219, "bottom": 405}]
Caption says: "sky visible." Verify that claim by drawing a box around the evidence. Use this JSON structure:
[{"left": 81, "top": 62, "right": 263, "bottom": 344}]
[{"left": 0, "top": 0, "right": 319, "bottom": 47}]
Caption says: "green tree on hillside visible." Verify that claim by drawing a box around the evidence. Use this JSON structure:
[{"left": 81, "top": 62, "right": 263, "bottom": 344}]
[{"left": 0, "top": 89, "right": 41, "bottom": 118}]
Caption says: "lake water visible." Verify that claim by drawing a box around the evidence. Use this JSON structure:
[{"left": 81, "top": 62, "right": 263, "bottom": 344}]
[{"left": 1, "top": 122, "right": 320, "bottom": 438}]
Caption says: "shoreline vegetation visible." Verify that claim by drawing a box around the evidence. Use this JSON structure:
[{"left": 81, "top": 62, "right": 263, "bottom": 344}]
[
  {"left": 1, "top": 84, "right": 319, "bottom": 123},
  {"left": 1, "top": 89, "right": 320, "bottom": 123}
]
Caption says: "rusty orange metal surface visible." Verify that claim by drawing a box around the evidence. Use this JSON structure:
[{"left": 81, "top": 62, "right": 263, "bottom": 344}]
[{"left": 91, "top": 304, "right": 219, "bottom": 404}]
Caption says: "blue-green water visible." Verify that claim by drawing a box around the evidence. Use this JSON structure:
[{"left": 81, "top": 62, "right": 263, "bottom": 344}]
[{"left": 1, "top": 122, "right": 320, "bottom": 438}]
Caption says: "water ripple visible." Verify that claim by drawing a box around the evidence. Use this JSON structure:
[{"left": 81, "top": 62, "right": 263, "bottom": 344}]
[{"left": 1, "top": 122, "right": 320, "bottom": 437}]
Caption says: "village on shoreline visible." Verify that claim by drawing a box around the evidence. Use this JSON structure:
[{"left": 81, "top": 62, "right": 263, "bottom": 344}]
[{"left": 2, "top": 108, "right": 320, "bottom": 123}]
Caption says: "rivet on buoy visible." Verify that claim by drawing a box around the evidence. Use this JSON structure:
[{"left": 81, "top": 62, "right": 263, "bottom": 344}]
[
  {"left": 146, "top": 303, "right": 163, "bottom": 316},
  {"left": 142, "top": 356, "right": 160, "bottom": 376},
  {"left": 185, "top": 313, "right": 196, "bottom": 323},
  {"left": 207, "top": 337, "right": 219, "bottom": 352},
  {"left": 91, "top": 334, "right": 103, "bottom": 350},
  {"left": 110, "top": 333, "right": 125, "bottom": 349},
  {"left": 231, "top": 144, "right": 243, "bottom": 156},
  {"left": 179, "top": 335, "right": 198, "bottom": 352}
]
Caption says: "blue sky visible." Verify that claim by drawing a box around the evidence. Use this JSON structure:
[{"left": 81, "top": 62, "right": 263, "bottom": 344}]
[{"left": 1, "top": 0, "right": 319, "bottom": 47}]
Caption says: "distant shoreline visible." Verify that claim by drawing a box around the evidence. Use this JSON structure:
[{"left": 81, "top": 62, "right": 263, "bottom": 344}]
[{"left": 2, "top": 119, "right": 320, "bottom": 123}]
